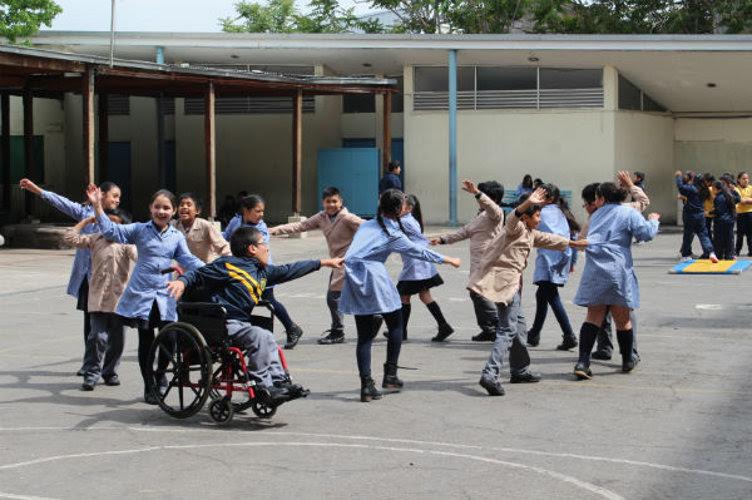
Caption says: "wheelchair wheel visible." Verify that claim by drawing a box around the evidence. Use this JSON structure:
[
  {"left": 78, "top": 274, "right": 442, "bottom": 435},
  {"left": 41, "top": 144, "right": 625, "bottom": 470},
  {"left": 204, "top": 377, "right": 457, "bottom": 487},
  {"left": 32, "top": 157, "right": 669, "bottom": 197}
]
[
  {"left": 209, "top": 361, "right": 254, "bottom": 413},
  {"left": 208, "top": 397, "right": 234, "bottom": 425},
  {"left": 251, "top": 400, "right": 278, "bottom": 419},
  {"left": 148, "top": 322, "right": 212, "bottom": 419}
]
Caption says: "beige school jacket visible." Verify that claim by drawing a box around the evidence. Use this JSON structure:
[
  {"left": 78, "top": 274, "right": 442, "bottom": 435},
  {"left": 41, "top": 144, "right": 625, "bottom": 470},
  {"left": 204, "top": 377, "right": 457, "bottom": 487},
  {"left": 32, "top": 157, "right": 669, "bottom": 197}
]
[
  {"left": 434, "top": 192, "right": 504, "bottom": 275},
  {"left": 63, "top": 229, "right": 137, "bottom": 314},
  {"left": 172, "top": 218, "right": 231, "bottom": 264},
  {"left": 581, "top": 185, "right": 650, "bottom": 235},
  {"left": 270, "top": 208, "right": 363, "bottom": 291},
  {"left": 467, "top": 211, "right": 569, "bottom": 305}
]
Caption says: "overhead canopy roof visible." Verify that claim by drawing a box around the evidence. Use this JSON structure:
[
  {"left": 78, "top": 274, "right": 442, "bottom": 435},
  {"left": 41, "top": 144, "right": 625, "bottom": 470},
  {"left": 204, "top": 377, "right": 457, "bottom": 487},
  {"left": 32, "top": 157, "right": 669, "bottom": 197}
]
[
  {"left": 0, "top": 44, "right": 397, "bottom": 98},
  {"left": 31, "top": 32, "right": 752, "bottom": 112}
]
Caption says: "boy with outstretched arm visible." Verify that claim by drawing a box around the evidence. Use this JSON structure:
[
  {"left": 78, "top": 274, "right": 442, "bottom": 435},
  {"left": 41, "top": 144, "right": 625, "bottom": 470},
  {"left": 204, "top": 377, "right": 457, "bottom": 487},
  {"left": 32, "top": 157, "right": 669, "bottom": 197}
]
[{"left": 167, "top": 226, "right": 343, "bottom": 402}]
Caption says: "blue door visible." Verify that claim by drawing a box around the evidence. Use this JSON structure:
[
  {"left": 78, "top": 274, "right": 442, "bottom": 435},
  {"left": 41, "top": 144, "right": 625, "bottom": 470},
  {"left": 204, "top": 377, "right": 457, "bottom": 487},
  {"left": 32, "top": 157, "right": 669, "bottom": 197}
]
[
  {"left": 107, "top": 142, "right": 132, "bottom": 212},
  {"left": 317, "top": 148, "right": 379, "bottom": 217},
  {"left": 343, "top": 137, "right": 405, "bottom": 188}
]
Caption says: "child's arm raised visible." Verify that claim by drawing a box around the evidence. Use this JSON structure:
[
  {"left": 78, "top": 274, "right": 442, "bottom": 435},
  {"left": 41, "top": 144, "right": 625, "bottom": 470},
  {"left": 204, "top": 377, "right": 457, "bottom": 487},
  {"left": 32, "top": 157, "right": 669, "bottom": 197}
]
[
  {"left": 62, "top": 216, "right": 97, "bottom": 249},
  {"left": 86, "top": 184, "right": 138, "bottom": 244},
  {"left": 464, "top": 179, "right": 503, "bottom": 222},
  {"left": 21, "top": 178, "right": 91, "bottom": 221}
]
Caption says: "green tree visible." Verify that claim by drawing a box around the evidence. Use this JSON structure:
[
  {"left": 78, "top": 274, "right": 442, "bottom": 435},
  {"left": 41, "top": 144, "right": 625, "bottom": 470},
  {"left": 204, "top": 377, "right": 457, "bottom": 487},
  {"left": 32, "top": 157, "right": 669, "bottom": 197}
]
[
  {"left": 221, "top": 0, "right": 384, "bottom": 33},
  {"left": 0, "top": 0, "right": 62, "bottom": 43}
]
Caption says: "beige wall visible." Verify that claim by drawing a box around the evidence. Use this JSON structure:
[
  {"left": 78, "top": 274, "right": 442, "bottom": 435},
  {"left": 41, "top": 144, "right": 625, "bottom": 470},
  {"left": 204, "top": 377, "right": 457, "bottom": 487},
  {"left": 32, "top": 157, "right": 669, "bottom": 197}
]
[
  {"left": 174, "top": 93, "right": 343, "bottom": 223},
  {"left": 614, "top": 111, "right": 676, "bottom": 222},
  {"left": 404, "top": 107, "right": 616, "bottom": 225},
  {"left": 675, "top": 118, "right": 752, "bottom": 174}
]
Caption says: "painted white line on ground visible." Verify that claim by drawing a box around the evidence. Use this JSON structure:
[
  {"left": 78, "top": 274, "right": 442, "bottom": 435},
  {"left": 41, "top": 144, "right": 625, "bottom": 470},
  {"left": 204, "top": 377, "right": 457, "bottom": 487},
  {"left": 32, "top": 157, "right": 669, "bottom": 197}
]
[
  {"left": 0, "top": 426, "right": 750, "bottom": 484},
  {"left": 0, "top": 493, "right": 57, "bottom": 500},
  {"left": 0, "top": 441, "right": 622, "bottom": 500}
]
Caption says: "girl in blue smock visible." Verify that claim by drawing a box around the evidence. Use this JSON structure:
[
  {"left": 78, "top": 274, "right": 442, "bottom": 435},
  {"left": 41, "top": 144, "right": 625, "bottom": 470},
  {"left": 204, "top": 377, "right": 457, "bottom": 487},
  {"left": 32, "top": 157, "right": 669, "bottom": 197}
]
[
  {"left": 573, "top": 182, "right": 660, "bottom": 380},
  {"left": 396, "top": 195, "right": 453, "bottom": 342},
  {"left": 223, "top": 194, "right": 302, "bottom": 349},
  {"left": 527, "top": 184, "right": 580, "bottom": 351},
  {"left": 339, "top": 189, "right": 461, "bottom": 402},
  {"left": 87, "top": 185, "right": 203, "bottom": 404},
  {"left": 20, "top": 178, "right": 122, "bottom": 375}
]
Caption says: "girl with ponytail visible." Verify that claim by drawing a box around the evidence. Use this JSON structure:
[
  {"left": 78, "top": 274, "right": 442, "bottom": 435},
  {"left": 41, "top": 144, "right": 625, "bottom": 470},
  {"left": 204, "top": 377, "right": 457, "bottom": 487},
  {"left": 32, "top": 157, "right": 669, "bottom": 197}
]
[{"left": 339, "top": 189, "right": 461, "bottom": 402}]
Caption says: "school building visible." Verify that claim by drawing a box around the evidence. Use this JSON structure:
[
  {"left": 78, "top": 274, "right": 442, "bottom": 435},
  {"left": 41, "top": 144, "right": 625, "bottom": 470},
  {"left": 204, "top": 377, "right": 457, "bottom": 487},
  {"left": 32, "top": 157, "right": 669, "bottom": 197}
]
[{"left": 5, "top": 32, "right": 752, "bottom": 225}]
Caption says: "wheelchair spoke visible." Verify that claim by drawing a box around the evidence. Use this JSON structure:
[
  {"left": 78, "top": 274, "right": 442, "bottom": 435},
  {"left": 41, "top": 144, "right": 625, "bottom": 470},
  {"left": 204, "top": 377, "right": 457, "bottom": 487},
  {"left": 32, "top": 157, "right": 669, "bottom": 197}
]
[{"left": 178, "top": 382, "right": 184, "bottom": 410}]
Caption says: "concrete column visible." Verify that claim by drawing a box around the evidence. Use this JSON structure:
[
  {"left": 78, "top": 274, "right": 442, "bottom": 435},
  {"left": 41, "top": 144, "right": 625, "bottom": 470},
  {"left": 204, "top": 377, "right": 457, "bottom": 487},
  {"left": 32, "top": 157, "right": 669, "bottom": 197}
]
[
  {"left": 603, "top": 65, "right": 619, "bottom": 111},
  {"left": 448, "top": 49, "right": 458, "bottom": 226}
]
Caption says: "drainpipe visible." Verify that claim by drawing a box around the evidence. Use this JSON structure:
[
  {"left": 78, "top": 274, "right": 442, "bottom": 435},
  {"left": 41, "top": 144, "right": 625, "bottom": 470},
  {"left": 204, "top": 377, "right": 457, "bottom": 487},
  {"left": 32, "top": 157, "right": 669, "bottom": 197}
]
[{"left": 448, "top": 49, "right": 458, "bottom": 226}]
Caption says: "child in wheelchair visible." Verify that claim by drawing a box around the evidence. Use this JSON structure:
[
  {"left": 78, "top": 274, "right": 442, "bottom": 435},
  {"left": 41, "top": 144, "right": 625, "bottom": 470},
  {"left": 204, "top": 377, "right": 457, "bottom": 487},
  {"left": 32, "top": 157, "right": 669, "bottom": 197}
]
[{"left": 166, "top": 226, "right": 343, "bottom": 403}]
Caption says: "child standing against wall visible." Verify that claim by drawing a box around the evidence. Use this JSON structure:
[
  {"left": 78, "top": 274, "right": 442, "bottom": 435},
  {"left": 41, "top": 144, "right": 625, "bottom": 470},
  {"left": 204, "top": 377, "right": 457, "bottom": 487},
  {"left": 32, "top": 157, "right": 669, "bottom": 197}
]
[
  {"left": 269, "top": 187, "right": 364, "bottom": 345},
  {"left": 224, "top": 195, "right": 304, "bottom": 349},
  {"left": 64, "top": 210, "right": 137, "bottom": 391},
  {"left": 735, "top": 172, "right": 752, "bottom": 256}
]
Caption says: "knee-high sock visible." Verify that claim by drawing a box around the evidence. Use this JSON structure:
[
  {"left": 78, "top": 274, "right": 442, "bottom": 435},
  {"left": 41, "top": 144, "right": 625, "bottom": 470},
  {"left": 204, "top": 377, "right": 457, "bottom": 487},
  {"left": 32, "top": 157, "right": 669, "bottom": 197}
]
[
  {"left": 401, "top": 303, "right": 411, "bottom": 339},
  {"left": 577, "top": 322, "right": 599, "bottom": 365},
  {"left": 616, "top": 329, "right": 634, "bottom": 362},
  {"left": 425, "top": 301, "right": 448, "bottom": 327}
]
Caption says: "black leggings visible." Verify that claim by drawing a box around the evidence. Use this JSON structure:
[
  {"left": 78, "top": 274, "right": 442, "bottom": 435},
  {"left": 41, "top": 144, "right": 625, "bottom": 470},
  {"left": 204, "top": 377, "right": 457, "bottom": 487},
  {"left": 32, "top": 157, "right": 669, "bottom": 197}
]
[
  {"left": 354, "top": 310, "right": 402, "bottom": 379},
  {"left": 136, "top": 302, "right": 169, "bottom": 389}
]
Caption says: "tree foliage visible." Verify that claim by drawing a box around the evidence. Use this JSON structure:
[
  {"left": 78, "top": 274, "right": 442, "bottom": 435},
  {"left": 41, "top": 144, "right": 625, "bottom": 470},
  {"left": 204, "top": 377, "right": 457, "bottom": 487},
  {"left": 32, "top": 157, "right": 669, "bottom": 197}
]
[
  {"left": 221, "top": 0, "right": 383, "bottom": 33},
  {"left": 220, "top": 0, "right": 752, "bottom": 34},
  {"left": 0, "top": 0, "right": 62, "bottom": 43}
]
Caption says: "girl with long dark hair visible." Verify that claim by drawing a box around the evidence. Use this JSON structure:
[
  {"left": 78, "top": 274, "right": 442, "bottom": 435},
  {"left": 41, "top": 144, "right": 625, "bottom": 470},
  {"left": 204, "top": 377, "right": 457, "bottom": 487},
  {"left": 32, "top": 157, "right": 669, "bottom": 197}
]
[{"left": 339, "top": 189, "right": 460, "bottom": 402}]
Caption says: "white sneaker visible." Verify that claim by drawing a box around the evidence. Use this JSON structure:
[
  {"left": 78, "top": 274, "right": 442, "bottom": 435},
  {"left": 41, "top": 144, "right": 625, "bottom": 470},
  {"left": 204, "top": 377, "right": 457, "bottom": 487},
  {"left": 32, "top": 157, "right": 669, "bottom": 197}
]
[
  {"left": 709, "top": 253, "right": 719, "bottom": 263},
  {"left": 680, "top": 256, "right": 693, "bottom": 263}
]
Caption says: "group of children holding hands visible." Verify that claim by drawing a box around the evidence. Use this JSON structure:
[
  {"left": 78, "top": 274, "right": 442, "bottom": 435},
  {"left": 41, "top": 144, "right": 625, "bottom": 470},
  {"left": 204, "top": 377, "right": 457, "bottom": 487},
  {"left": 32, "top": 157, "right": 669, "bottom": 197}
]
[{"left": 21, "top": 166, "right": 659, "bottom": 404}]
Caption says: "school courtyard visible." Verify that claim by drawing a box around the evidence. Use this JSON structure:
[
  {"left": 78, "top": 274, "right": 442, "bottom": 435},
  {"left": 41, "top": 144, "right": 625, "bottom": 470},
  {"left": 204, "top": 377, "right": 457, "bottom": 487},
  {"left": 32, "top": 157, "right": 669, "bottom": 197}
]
[{"left": 0, "top": 228, "right": 750, "bottom": 500}]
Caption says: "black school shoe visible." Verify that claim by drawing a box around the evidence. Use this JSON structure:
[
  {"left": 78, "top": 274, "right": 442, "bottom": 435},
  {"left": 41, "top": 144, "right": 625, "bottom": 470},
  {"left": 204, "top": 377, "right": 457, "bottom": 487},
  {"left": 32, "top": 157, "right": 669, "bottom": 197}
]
[
  {"left": 81, "top": 381, "right": 95, "bottom": 391},
  {"left": 479, "top": 375, "right": 505, "bottom": 396},
  {"left": 556, "top": 337, "right": 579, "bottom": 351},
  {"left": 574, "top": 363, "right": 592, "bottom": 380},
  {"left": 104, "top": 375, "right": 120, "bottom": 386},
  {"left": 591, "top": 351, "right": 612, "bottom": 360},
  {"left": 318, "top": 329, "right": 345, "bottom": 345},
  {"left": 431, "top": 323, "right": 455, "bottom": 342},
  {"left": 510, "top": 372, "right": 541, "bottom": 384},
  {"left": 622, "top": 356, "right": 639, "bottom": 373},
  {"left": 471, "top": 331, "right": 496, "bottom": 342},
  {"left": 526, "top": 331, "right": 540, "bottom": 347},
  {"left": 284, "top": 324, "right": 304, "bottom": 350}
]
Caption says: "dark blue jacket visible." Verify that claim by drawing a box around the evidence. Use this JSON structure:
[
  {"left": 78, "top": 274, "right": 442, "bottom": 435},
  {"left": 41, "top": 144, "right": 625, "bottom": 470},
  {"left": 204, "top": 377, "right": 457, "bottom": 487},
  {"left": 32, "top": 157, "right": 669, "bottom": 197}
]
[
  {"left": 379, "top": 172, "right": 402, "bottom": 194},
  {"left": 675, "top": 176, "right": 704, "bottom": 216},
  {"left": 712, "top": 190, "right": 740, "bottom": 224},
  {"left": 177, "top": 256, "right": 320, "bottom": 322}
]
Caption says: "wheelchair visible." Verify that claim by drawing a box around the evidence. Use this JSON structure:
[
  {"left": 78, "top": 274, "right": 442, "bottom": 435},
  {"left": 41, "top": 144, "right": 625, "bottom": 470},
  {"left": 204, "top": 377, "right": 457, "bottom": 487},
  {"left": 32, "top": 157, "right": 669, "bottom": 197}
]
[{"left": 146, "top": 300, "right": 307, "bottom": 425}]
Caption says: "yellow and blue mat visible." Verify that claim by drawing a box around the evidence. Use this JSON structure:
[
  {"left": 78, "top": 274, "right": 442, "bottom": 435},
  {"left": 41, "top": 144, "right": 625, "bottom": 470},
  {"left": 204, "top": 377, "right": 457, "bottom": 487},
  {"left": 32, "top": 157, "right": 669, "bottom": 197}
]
[{"left": 670, "top": 259, "right": 752, "bottom": 275}]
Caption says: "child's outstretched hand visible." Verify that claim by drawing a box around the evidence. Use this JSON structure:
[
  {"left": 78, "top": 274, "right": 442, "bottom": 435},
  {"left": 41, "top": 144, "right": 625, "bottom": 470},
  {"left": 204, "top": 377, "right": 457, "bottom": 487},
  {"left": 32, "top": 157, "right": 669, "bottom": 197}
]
[
  {"left": 648, "top": 213, "right": 660, "bottom": 221},
  {"left": 569, "top": 239, "right": 588, "bottom": 251},
  {"left": 444, "top": 256, "right": 461, "bottom": 268},
  {"left": 19, "top": 178, "right": 42, "bottom": 195},
  {"left": 429, "top": 237, "right": 441, "bottom": 246},
  {"left": 462, "top": 180, "right": 479, "bottom": 195},
  {"left": 166, "top": 280, "right": 186, "bottom": 300},
  {"left": 321, "top": 257, "right": 344, "bottom": 269},
  {"left": 86, "top": 183, "right": 102, "bottom": 208},
  {"left": 528, "top": 187, "right": 547, "bottom": 205}
]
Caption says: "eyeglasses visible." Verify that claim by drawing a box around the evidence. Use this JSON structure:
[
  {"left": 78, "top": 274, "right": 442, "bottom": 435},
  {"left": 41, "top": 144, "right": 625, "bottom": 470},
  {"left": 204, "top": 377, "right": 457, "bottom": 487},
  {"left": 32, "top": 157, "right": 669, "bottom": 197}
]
[{"left": 252, "top": 240, "right": 268, "bottom": 247}]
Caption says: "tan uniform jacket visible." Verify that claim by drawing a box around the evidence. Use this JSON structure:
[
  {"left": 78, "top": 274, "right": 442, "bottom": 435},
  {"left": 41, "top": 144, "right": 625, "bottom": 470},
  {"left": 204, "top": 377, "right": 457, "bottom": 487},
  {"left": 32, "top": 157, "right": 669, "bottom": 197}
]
[
  {"left": 581, "top": 185, "right": 650, "bottom": 235},
  {"left": 172, "top": 218, "right": 231, "bottom": 264},
  {"left": 467, "top": 211, "right": 569, "bottom": 305},
  {"left": 270, "top": 207, "right": 363, "bottom": 291},
  {"left": 63, "top": 229, "right": 137, "bottom": 313},
  {"left": 435, "top": 192, "right": 504, "bottom": 275}
]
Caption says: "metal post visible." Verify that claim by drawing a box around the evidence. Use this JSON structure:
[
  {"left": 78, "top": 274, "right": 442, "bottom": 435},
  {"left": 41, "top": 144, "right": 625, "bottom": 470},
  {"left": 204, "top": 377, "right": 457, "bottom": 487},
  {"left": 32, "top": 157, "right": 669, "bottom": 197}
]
[
  {"left": 98, "top": 93, "right": 109, "bottom": 181},
  {"left": 23, "top": 89, "right": 34, "bottom": 216},
  {"left": 156, "top": 46, "right": 165, "bottom": 65},
  {"left": 204, "top": 81, "right": 216, "bottom": 220},
  {"left": 292, "top": 88, "right": 303, "bottom": 215},
  {"left": 83, "top": 68, "right": 95, "bottom": 185},
  {"left": 382, "top": 91, "right": 392, "bottom": 173},
  {"left": 1, "top": 93, "right": 10, "bottom": 210},
  {"left": 448, "top": 49, "right": 458, "bottom": 226},
  {"left": 109, "top": 0, "right": 116, "bottom": 67}
]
